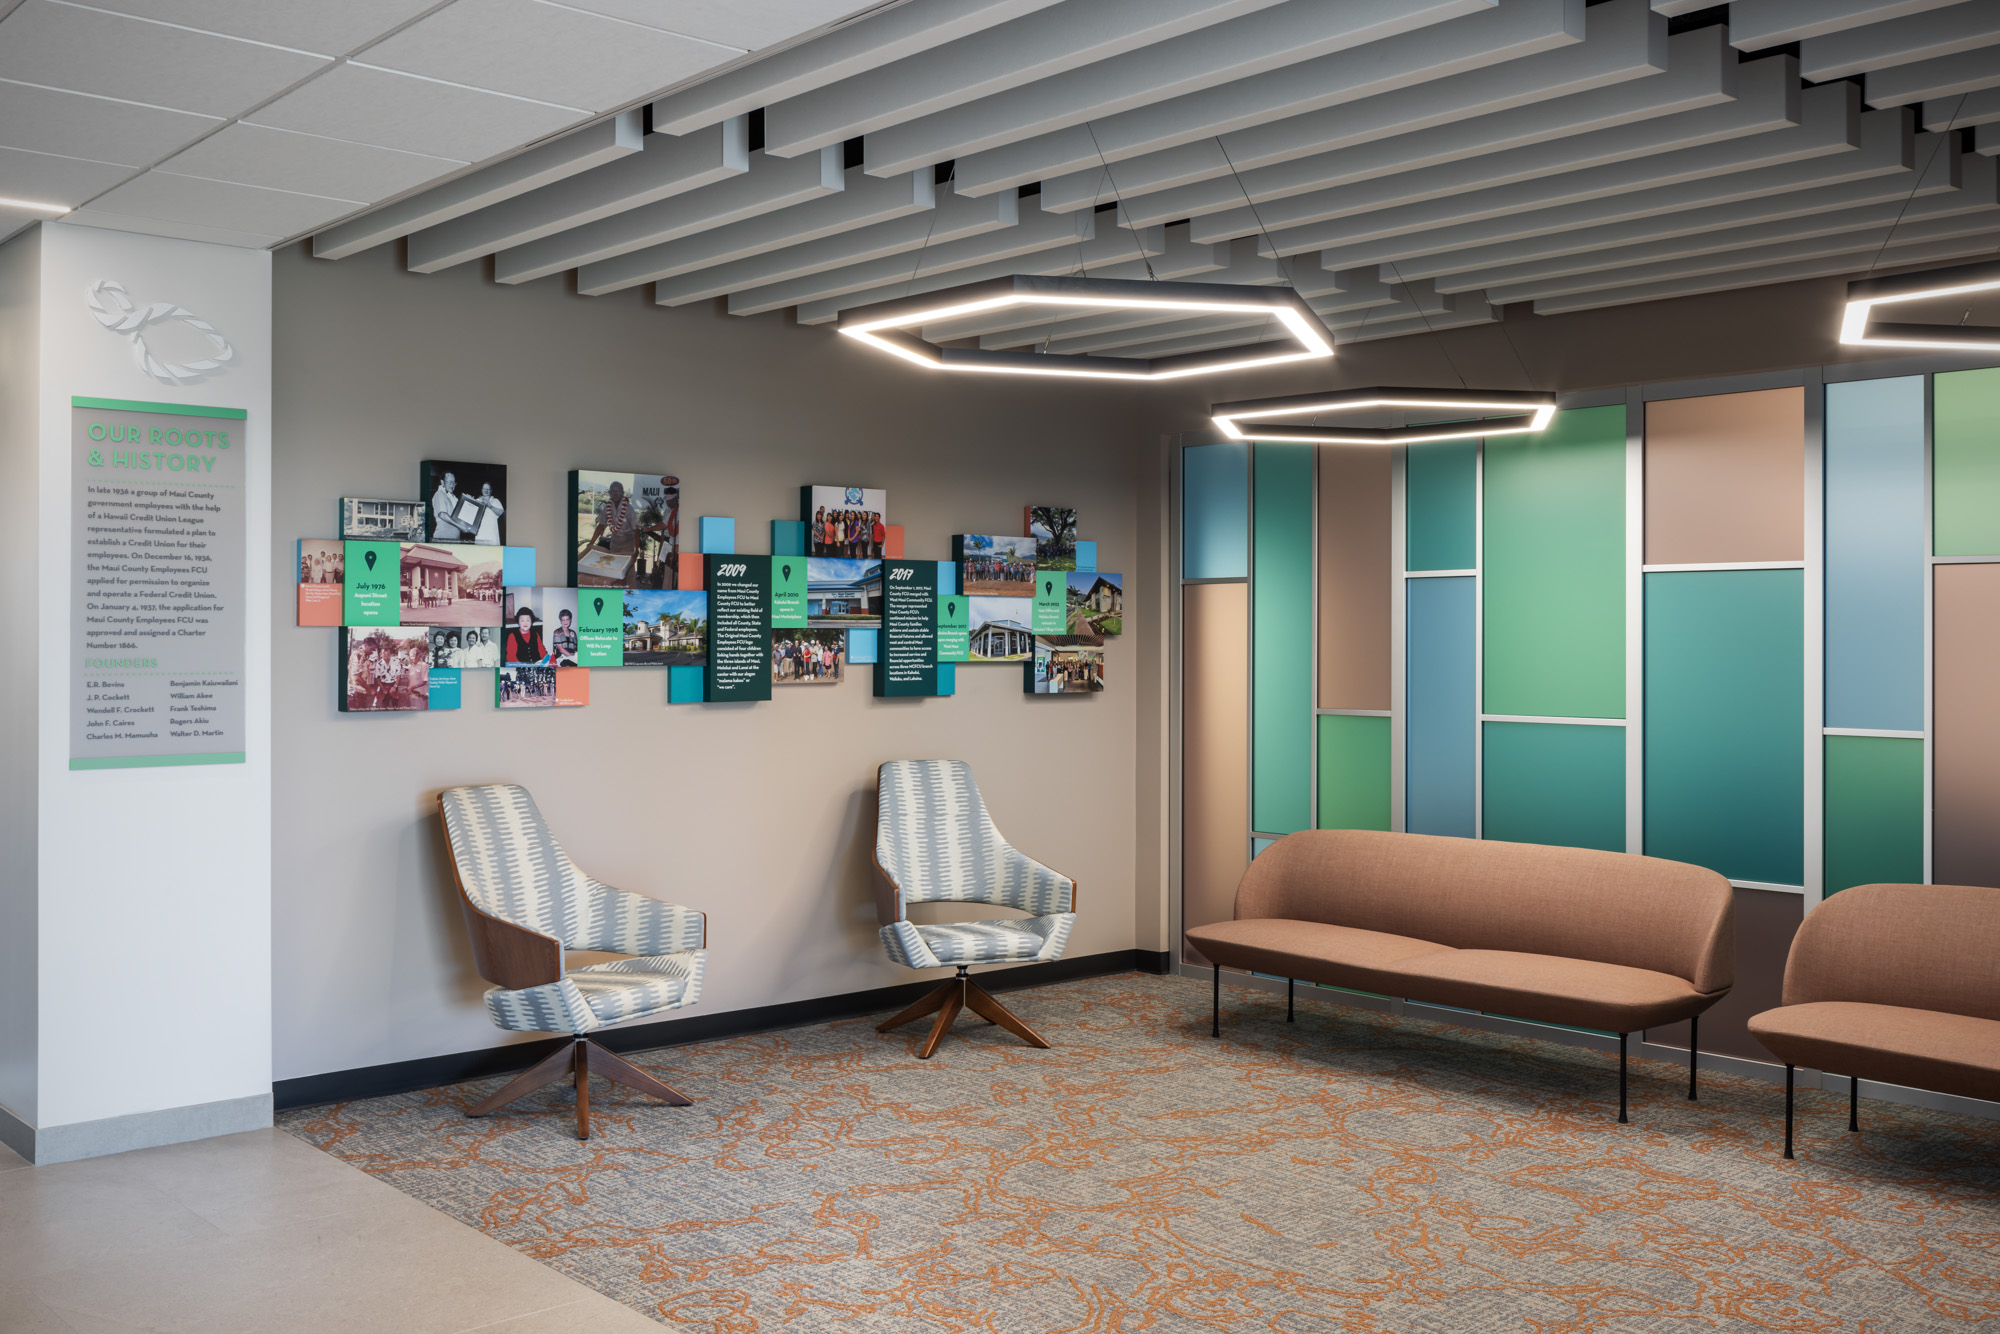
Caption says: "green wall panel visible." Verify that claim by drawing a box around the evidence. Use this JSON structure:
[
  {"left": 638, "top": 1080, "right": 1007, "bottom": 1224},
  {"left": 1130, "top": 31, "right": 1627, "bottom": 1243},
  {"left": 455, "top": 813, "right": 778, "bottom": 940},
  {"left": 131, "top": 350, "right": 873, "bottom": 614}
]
[
  {"left": 1317, "top": 714, "right": 1390, "bottom": 831},
  {"left": 1253, "top": 443, "right": 1314, "bottom": 835},
  {"left": 1644, "top": 569, "right": 1804, "bottom": 885},
  {"left": 1935, "top": 366, "right": 2000, "bottom": 557},
  {"left": 1406, "top": 439, "right": 1477, "bottom": 571},
  {"left": 1482, "top": 406, "right": 1626, "bottom": 718},
  {"left": 1481, "top": 721, "right": 1626, "bottom": 852},
  {"left": 1824, "top": 734, "right": 1923, "bottom": 896}
]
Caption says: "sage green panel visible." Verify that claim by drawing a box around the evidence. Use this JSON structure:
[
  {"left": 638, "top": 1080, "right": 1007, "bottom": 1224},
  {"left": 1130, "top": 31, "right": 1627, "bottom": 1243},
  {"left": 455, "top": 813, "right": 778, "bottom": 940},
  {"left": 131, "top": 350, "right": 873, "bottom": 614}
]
[
  {"left": 1406, "top": 439, "right": 1477, "bottom": 571},
  {"left": 1317, "top": 714, "right": 1391, "bottom": 831},
  {"left": 1253, "top": 443, "right": 1314, "bottom": 835},
  {"left": 1824, "top": 734, "right": 1924, "bottom": 896},
  {"left": 1644, "top": 569, "right": 1804, "bottom": 885},
  {"left": 1481, "top": 721, "right": 1626, "bottom": 852},
  {"left": 1935, "top": 366, "right": 2000, "bottom": 557},
  {"left": 1482, "top": 406, "right": 1626, "bottom": 718}
]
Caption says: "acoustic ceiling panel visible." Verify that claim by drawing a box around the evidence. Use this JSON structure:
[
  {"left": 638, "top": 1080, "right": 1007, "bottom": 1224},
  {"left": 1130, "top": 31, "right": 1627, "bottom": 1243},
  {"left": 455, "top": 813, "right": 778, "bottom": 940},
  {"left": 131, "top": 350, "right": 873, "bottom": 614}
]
[
  {"left": 74, "top": 0, "right": 445, "bottom": 54},
  {"left": 244, "top": 63, "right": 591, "bottom": 162},
  {"left": 156, "top": 123, "right": 465, "bottom": 202},
  {"left": 0, "top": 82, "right": 220, "bottom": 168}
]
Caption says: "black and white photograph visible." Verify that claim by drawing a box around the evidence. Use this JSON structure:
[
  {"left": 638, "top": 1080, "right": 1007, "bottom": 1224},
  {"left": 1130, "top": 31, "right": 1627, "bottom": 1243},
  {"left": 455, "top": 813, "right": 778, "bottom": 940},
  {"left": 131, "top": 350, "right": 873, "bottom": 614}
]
[
  {"left": 429, "top": 625, "right": 501, "bottom": 670},
  {"left": 340, "top": 497, "right": 425, "bottom": 542},
  {"left": 421, "top": 459, "right": 507, "bottom": 546}
]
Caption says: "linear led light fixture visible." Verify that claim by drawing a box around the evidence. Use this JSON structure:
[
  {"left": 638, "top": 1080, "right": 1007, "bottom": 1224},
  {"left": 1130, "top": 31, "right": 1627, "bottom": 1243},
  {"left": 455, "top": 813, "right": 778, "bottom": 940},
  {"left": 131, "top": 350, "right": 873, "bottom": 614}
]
[
  {"left": 1839, "top": 257, "right": 2000, "bottom": 352},
  {"left": 835, "top": 274, "right": 1334, "bottom": 381},
  {"left": 1210, "top": 387, "right": 1558, "bottom": 445},
  {"left": 0, "top": 197, "right": 71, "bottom": 214}
]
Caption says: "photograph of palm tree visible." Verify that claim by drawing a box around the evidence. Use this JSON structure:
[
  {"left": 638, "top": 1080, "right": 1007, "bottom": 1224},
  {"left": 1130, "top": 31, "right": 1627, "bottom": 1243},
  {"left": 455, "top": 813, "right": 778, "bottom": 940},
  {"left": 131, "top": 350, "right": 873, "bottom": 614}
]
[{"left": 622, "top": 590, "right": 709, "bottom": 666}]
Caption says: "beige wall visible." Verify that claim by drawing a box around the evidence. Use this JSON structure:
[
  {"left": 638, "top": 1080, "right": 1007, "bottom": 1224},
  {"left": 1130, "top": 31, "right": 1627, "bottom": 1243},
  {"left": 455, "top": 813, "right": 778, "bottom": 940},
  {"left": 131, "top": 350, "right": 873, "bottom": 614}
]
[{"left": 270, "top": 241, "right": 1160, "bottom": 1082}]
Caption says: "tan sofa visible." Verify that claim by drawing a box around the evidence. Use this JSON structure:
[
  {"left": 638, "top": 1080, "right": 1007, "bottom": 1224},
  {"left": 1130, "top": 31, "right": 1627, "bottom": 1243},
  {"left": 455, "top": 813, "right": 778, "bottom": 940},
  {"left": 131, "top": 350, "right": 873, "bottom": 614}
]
[
  {"left": 1747, "top": 882, "right": 2000, "bottom": 1158},
  {"left": 1184, "top": 830, "right": 1735, "bottom": 1121}
]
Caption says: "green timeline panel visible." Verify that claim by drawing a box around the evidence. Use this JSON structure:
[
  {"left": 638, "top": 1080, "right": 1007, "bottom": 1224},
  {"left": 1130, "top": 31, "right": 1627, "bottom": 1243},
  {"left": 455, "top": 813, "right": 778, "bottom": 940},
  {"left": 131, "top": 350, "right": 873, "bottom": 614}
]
[
  {"left": 1406, "top": 439, "right": 1477, "bottom": 571},
  {"left": 1317, "top": 714, "right": 1390, "bottom": 831},
  {"left": 1934, "top": 366, "right": 2000, "bottom": 556},
  {"left": 1253, "top": 444, "right": 1314, "bottom": 834},
  {"left": 1184, "top": 442, "right": 1248, "bottom": 579},
  {"left": 1644, "top": 570, "right": 1804, "bottom": 885},
  {"left": 1482, "top": 721, "right": 1624, "bottom": 852},
  {"left": 1482, "top": 406, "right": 1625, "bottom": 718},
  {"left": 1824, "top": 734, "right": 1923, "bottom": 896}
]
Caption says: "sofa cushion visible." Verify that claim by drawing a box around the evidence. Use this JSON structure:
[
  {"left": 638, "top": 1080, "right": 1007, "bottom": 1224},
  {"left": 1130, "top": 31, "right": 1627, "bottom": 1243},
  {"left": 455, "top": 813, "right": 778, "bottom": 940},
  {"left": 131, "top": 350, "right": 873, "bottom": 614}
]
[
  {"left": 1185, "top": 918, "right": 1449, "bottom": 995},
  {"left": 1747, "top": 1001, "right": 2000, "bottom": 1103},
  {"left": 1387, "top": 949, "right": 1713, "bottom": 1033}
]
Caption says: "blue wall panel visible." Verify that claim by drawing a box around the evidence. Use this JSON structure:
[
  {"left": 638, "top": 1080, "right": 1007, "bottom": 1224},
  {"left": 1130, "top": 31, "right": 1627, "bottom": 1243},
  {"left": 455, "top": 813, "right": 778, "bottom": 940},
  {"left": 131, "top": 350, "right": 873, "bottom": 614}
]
[
  {"left": 1825, "top": 376, "right": 1926, "bottom": 731},
  {"left": 1184, "top": 442, "right": 1249, "bottom": 579},
  {"left": 1407, "top": 576, "right": 1476, "bottom": 838}
]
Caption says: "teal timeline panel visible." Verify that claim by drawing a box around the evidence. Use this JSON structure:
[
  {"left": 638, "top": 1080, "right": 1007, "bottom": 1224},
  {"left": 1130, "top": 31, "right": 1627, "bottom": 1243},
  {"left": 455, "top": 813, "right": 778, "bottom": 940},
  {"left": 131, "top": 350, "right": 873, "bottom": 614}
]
[
  {"left": 1823, "top": 734, "right": 1923, "bottom": 896},
  {"left": 1824, "top": 376, "right": 1924, "bottom": 731},
  {"left": 1406, "top": 440, "right": 1477, "bottom": 572},
  {"left": 1482, "top": 721, "right": 1624, "bottom": 852},
  {"left": 1644, "top": 569, "right": 1804, "bottom": 885},
  {"left": 1406, "top": 575, "right": 1476, "bottom": 838},
  {"left": 1253, "top": 444, "right": 1314, "bottom": 835},
  {"left": 1184, "top": 442, "right": 1249, "bottom": 579},
  {"left": 1482, "top": 406, "right": 1625, "bottom": 718}
]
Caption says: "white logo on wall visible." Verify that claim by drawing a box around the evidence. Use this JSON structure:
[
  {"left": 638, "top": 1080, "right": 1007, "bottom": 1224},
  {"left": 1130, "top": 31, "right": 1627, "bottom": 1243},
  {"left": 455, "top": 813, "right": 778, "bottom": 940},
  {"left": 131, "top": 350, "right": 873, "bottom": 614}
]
[{"left": 85, "top": 279, "right": 235, "bottom": 385}]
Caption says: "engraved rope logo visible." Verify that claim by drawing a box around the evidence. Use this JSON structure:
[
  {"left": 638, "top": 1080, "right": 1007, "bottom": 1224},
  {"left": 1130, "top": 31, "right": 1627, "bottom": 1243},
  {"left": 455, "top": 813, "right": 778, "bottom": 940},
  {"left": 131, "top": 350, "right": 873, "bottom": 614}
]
[{"left": 86, "top": 279, "right": 235, "bottom": 385}]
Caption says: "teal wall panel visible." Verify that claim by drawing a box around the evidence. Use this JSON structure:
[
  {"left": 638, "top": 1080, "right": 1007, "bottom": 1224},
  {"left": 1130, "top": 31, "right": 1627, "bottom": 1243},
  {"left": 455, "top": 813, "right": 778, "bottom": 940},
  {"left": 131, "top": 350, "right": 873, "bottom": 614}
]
[
  {"left": 1406, "top": 440, "right": 1477, "bottom": 571},
  {"left": 1317, "top": 714, "right": 1390, "bottom": 831},
  {"left": 1824, "top": 376, "right": 1925, "bottom": 731},
  {"left": 1407, "top": 576, "right": 1476, "bottom": 837},
  {"left": 1644, "top": 570, "right": 1804, "bottom": 885},
  {"left": 1482, "top": 722, "right": 1625, "bottom": 852},
  {"left": 1824, "top": 735, "right": 1923, "bottom": 896},
  {"left": 1253, "top": 444, "right": 1314, "bottom": 835},
  {"left": 1482, "top": 406, "right": 1626, "bottom": 718},
  {"left": 1933, "top": 366, "right": 2000, "bottom": 557},
  {"left": 1184, "top": 442, "right": 1249, "bottom": 579}
]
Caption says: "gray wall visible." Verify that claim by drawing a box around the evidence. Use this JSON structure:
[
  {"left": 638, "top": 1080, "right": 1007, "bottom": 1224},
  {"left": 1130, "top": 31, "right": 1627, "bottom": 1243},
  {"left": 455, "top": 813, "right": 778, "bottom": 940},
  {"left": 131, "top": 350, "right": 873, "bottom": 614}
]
[
  {"left": 0, "top": 227, "right": 39, "bottom": 1121},
  {"left": 270, "top": 242, "right": 1162, "bottom": 1082}
]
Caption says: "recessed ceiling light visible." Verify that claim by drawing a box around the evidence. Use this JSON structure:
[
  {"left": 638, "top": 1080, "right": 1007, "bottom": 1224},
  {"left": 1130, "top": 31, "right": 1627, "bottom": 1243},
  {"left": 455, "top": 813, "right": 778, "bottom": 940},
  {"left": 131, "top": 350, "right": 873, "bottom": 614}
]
[
  {"left": 835, "top": 274, "right": 1335, "bottom": 380},
  {"left": 1839, "top": 257, "right": 2000, "bottom": 353},
  {"left": 1210, "top": 387, "right": 1559, "bottom": 445},
  {"left": 0, "top": 197, "right": 72, "bottom": 215}
]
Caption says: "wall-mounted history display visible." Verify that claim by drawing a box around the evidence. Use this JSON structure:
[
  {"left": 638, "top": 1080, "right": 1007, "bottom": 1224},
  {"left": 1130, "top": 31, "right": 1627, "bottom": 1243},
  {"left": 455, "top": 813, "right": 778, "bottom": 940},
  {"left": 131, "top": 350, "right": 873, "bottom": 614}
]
[
  {"left": 340, "top": 498, "right": 424, "bottom": 542},
  {"left": 876, "top": 559, "right": 938, "bottom": 697},
  {"left": 705, "top": 555, "right": 772, "bottom": 702},
  {"left": 422, "top": 460, "right": 506, "bottom": 545},
  {"left": 802, "top": 485, "right": 886, "bottom": 558},
  {"left": 570, "top": 470, "right": 679, "bottom": 588}
]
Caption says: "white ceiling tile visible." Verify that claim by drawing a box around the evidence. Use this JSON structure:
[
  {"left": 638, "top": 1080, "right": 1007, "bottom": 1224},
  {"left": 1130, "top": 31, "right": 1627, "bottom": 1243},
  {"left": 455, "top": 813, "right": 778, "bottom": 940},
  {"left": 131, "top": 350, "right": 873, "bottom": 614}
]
[
  {"left": 245, "top": 63, "right": 587, "bottom": 161},
  {"left": 75, "top": 0, "right": 446, "bottom": 57},
  {"left": 0, "top": 2, "right": 328, "bottom": 118},
  {"left": 0, "top": 80, "right": 220, "bottom": 166},
  {"left": 554, "top": 0, "right": 878, "bottom": 51},
  {"left": 0, "top": 144, "right": 134, "bottom": 206},
  {"left": 86, "top": 169, "right": 361, "bottom": 238},
  {"left": 157, "top": 123, "right": 464, "bottom": 202},
  {"left": 358, "top": 0, "right": 741, "bottom": 113},
  {"left": 61, "top": 207, "right": 284, "bottom": 248}
]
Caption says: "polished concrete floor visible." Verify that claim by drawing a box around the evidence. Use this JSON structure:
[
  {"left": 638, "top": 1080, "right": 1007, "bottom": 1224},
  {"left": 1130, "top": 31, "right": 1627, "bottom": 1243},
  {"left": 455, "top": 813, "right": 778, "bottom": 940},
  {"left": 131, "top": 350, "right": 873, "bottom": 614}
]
[{"left": 0, "top": 1130, "right": 663, "bottom": 1331}]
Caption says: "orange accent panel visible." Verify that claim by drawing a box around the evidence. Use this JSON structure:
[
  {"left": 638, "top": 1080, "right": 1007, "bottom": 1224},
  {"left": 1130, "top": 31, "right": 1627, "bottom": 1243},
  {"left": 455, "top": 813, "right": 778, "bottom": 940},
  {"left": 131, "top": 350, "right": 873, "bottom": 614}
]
[
  {"left": 297, "top": 584, "right": 341, "bottom": 627},
  {"left": 884, "top": 525, "right": 905, "bottom": 558},
  {"left": 554, "top": 666, "right": 590, "bottom": 707},
  {"left": 678, "top": 553, "right": 704, "bottom": 590},
  {"left": 1183, "top": 581, "right": 1248, "bottom": 964},
  {"left": 1644, "top": 387, "right": 1804, "bottom": 565},
  {"left": 1934, "top": 563, "right": 2000, "bottom": 888},
  {"left": 1317, "top": 444, "right": 1392, "bottom": 711}
]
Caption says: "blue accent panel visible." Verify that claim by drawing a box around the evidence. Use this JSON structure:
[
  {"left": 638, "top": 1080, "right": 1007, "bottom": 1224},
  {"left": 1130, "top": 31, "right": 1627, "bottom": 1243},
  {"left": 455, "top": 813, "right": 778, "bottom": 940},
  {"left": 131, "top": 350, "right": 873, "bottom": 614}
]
[
  {"left": 1252, "top": 837, "right": 1275, "bottom": 858},
  {"left": 936, "top": 661, "right": 955, "bottom": 696},
  {"left": 1075, "top": 540, "right": 1097, "bottom": 571},
  {"left": 501, "top": 547, "right": 537, "bottom": 585},
  {"left": 847, "top": 628, "right": 879, "bottom": 664},
  {"left": 771, "top": 520, "right": 806, "bottom": 557},
  {"left": 667, "top": 664, "right": 704, "bottom": 703},
  {"left": 1183, "top": 442, "right": 1249, "bottom": 579},
  {"left": 427, "top": 667, "right": 461, "bottom": 710},
  {"left": 1406, "top": 576, "right": 1476, "bottom": 838},
  {"left": 1825, "top": 376, "right": 1926, "bottom": 731},
  {"left": 699, "top": 516, "right": 735, "bottom": 555},
  {"left": 938, "top": 561, "right": 957, "bottom": 594}
]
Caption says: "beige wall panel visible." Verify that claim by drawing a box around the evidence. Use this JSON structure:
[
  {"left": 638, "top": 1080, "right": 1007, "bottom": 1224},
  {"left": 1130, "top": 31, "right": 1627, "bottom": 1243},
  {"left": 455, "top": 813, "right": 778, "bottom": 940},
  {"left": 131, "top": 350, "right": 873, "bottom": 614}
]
[
  {"left": 1182, "top": 581, "right": 1248, "bottom": 964},
  {"left": 1317, "top": 444, "right": 1392, "bottom": 711},
  {"left": 1644, "top": 387, "right": 1804, "bottom": 565},
  {"left": 1933, "top": 564, "right": 2000, "bottom": 889}
]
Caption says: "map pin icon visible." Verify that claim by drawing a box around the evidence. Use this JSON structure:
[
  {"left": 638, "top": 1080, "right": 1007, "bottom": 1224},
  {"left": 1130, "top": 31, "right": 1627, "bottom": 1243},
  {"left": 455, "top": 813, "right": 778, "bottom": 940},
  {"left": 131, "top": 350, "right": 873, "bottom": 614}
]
[
  {"left": 594, "top": 596, "right": 604, "bottom": 616},
  {"left": 782, "top": 563, "right": 792, "bottom": 581},
  {"left": 364, "top": 550, "right": 377, "bottom": 571}
]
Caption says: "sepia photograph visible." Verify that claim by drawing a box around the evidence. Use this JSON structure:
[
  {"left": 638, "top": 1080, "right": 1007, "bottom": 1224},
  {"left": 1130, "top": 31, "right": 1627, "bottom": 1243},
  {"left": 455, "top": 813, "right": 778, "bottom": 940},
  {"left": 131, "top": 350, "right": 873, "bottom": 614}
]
[
  {"left": 338, "top": 626, "right": 431, "bottom": 712},
  {"left": 399, "top": 543, "right": 503, "bottom": 627}
]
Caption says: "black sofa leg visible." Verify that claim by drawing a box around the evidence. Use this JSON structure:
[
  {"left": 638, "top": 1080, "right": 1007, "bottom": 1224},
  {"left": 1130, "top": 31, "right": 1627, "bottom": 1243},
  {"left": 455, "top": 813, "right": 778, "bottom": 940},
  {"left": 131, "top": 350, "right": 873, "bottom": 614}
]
[
  {"left": 1783, "top": 1064, "right": 1795, "bottom": 1159},
  {"left": 1688, "top": 1014, "right": 1699, "bottom": 1101},
  {"left": 1850, "top": 1075, "right": 1859, "bottom": 1133},
  {"left": 1287, "top": 978, "right": 1294, "bottom": 1023},
  {"left": 1618, "top": 1032, "right": 1629, "bottom": 1124},
  {"left": 1212, "top": 966, "right": 1220, "bottom": 1039}
]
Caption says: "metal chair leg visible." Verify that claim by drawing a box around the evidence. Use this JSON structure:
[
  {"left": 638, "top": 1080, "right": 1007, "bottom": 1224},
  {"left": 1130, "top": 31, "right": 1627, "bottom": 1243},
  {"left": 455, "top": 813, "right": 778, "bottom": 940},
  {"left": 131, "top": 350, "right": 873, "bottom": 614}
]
[
  {"left": 1783, "top": 1064, "right": 1795, "bottom": 1159},
  {"left": 1287, "top": 978, "right": 1294, "bottom": 1023},
  {"left": 1850, "top": 1075, "right": 1860, "bottom": 1133},
  {"left": 1618, "top": 1032, "right": 1629, "bottom": 1124},
  {"left": 1688, "top": 1014, "right": 1699, "bottom": 1101},
  {"left": 1212, "top": 966, "right": 1221, "bottom": 1038}
]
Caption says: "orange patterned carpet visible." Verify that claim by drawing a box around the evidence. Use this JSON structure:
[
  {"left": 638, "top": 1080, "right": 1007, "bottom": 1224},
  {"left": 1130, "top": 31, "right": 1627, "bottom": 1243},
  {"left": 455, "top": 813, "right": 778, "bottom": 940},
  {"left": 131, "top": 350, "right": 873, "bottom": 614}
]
[{"left": 279, "top": 973, "right": 2000, "bottom": 1331}]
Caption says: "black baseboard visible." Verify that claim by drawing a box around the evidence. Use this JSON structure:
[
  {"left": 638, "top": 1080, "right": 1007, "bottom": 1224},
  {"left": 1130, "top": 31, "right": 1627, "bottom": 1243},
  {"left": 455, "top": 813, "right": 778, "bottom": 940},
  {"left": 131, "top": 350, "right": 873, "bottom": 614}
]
[{"left": 274, "top": 948, "right": 1173, "bottom": 1112}]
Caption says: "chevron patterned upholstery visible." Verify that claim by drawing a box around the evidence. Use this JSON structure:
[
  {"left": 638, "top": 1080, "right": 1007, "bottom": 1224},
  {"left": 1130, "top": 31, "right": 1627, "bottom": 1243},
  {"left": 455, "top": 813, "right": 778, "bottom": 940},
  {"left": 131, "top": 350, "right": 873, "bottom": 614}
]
[
  {"left": 876, "top": 760, "right": 1075, "bottom": 971},
  {"left": 441, "top": 784, "right": 706, "bottom": 1035}
]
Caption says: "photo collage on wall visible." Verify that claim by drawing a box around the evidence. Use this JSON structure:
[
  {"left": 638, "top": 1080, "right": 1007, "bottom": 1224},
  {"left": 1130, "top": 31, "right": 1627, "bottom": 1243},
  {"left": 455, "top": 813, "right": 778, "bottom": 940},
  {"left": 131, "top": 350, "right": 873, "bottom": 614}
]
[{"left": 299, "top": 466, "right": 1125, "bottom": 714}]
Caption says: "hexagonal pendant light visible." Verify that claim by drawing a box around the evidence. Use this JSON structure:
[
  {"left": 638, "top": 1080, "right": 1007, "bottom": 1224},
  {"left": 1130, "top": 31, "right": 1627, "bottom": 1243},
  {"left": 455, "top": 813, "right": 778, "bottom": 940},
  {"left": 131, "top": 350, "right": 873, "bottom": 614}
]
[{"left": 1209, "top": 387, "right": 1558, "bottom": 445}]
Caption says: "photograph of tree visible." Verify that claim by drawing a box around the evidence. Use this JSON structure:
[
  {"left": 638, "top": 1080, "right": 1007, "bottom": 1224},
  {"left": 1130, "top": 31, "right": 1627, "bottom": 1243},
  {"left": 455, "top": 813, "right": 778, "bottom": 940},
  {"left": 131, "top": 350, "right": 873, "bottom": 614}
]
[
  {"left": 622, "top": 590, "right": 709, "bottom": 666},
  {"left": 1026, "top": 506, "right": 1078, "bottom": 570}
]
